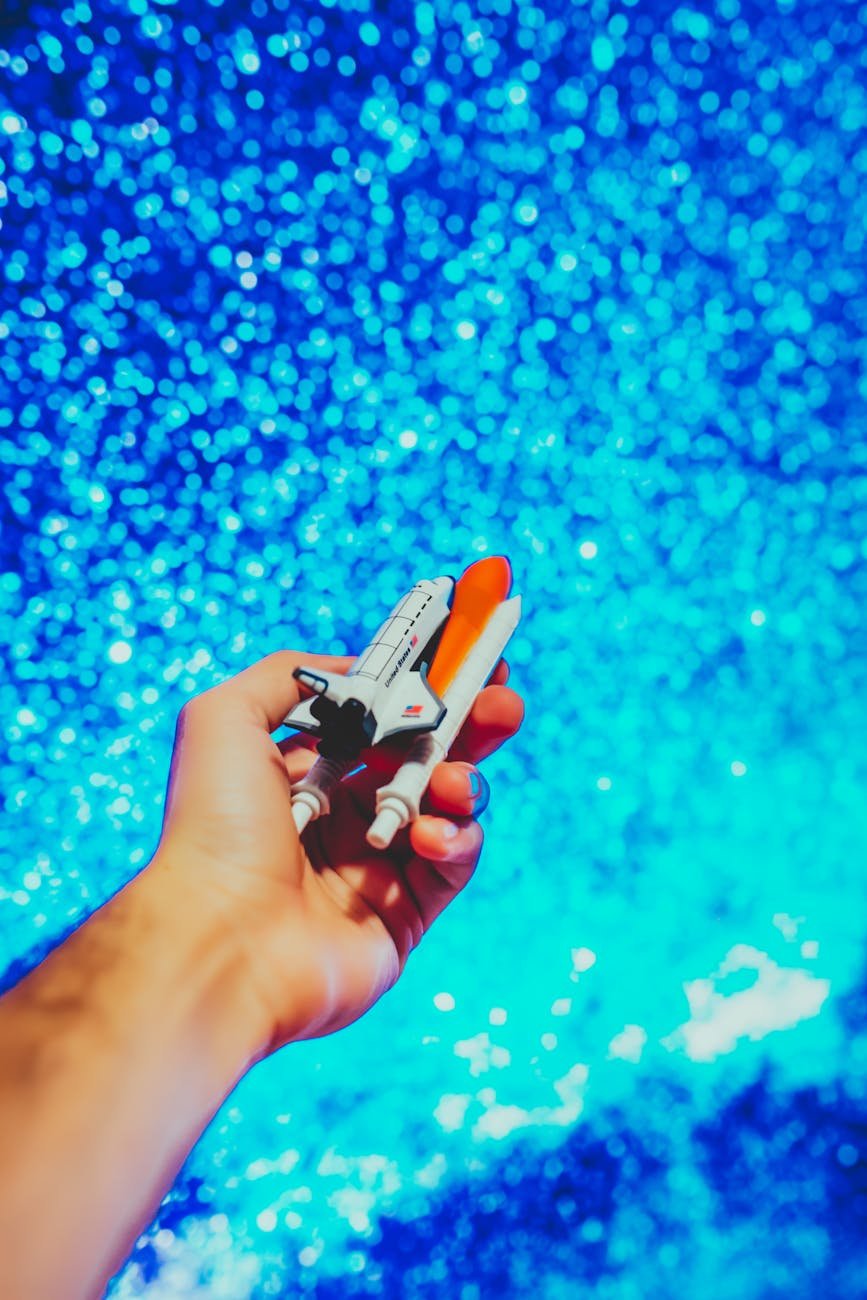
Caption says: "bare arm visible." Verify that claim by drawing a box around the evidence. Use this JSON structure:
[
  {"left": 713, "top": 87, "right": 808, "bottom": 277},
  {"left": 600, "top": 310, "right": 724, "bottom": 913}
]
[
  {"left": 0, "top": 650, "right": 523, "bottom": 1298},
  {"left": 0, "top": 861, "right": 268, "bottom": 1299}
]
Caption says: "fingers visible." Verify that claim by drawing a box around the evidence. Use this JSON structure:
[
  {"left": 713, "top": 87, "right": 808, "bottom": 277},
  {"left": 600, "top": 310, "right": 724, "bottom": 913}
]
[
  {"left": 316, "top": 813, "right": 482, "bottom": 968},
  {"left": 361, "top": 681, "right": 524, "bottom": 775},
  {"left": 403, "top": 815, "right": 484, "bottom": 930},
  {"left": 403, "top": 766, "right": 488, "bottom": 929},
  {"left": 319, "top": 859, "right": 426, "bottom": 970},
  {"left": 287, "top": 746, "right": 493, "bottom": 827},
  {"left": 276, "top": 732, "right": 319, "bottom": 756},
  {"left": 410, "top": 814, "right": 483, "bottom": 868},
  {"left": 447, "top": 684, "right": 524, "bottom": 765},
  {"left": 301, "top": 757, "right": 490, "bottom": 949},
  {"left": 423, "top": 760, "right": 491, "bottom": 819},
  {"left": 489, "top": 658, "right": 510, "bottom": 686},
  {"left": 277, "top": 735, "right": 320, "bottom": 783},
  {"left": 202, "top": 651, "right": 356, "bottom": 733}
]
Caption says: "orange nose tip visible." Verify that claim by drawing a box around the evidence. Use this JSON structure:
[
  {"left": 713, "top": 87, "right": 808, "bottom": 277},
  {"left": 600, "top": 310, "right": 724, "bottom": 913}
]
[
  {"left": 456, "top": 555, "right": 513, "bottom": 604},
  {"left": 427, "top": 555, "right": 513, "bottom": 695}
]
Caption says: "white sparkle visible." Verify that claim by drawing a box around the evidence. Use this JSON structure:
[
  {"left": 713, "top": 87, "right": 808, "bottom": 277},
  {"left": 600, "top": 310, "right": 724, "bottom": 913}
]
[
  {"left": 608, "top": 1024, "right": 648, "bottom": 1063},
  {"left": 662, "top": 944, "right": 830, "bottom": 1062},
  {"left": 107, "top": 641, "right": 132, "bottom": 664},
  {"left": 433, "top": 1093, "right": 471, "bottom": 1131},
  {"left": 571, "top": 946, "right": 597, "bottom": 972}
]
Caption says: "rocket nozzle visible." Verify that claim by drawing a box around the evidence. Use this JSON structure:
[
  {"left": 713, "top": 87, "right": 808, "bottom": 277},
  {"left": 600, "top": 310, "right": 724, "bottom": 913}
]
[
  {"left": 293, "top": 668, "right": 329, "bottom": 695},
  {"left": 366, "top": 799, "right": 409, "bottom": 851}
]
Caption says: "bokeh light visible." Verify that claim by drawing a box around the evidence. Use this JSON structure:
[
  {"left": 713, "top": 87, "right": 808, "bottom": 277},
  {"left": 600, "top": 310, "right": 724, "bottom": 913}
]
[{"left": 2, "top": 0, "right": 866, "bottom": 1294}]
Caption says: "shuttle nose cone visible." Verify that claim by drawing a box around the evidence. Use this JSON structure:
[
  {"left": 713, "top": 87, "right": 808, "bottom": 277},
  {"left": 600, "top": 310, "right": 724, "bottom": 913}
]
[{"left": 459, "top": 555, "right": 512, "bottom": 602}]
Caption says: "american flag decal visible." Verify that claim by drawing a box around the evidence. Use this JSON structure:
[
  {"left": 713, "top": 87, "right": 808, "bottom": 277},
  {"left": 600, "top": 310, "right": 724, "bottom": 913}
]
[
  {"left": 411, "top": 634, "right": 418, "bottom": 647},
  {"left": 403, "top": 704, "right": 424, "bottom": 716}
]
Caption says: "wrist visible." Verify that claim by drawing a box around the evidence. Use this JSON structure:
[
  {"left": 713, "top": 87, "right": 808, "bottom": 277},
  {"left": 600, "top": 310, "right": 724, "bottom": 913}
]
[{"left": 136, "top": 852, "right": 277, "bottom": 1072}]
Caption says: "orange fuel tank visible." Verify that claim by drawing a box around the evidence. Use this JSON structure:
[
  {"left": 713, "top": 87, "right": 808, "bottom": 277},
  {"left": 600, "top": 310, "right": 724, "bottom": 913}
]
[{"left": 426, "top": 555, "right": 513, "bottom": 696}]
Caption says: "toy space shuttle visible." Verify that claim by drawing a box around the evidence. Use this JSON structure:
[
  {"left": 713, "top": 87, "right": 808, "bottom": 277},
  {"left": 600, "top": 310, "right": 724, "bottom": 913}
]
[{"left": 283, "top": 556, "right": 521, "bottom": 850}]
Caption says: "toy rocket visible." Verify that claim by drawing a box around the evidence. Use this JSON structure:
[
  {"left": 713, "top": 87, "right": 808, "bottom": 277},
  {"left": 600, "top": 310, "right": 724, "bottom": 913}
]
[{"left": 284, "top": 556, "right": 521, "bottom": 850}]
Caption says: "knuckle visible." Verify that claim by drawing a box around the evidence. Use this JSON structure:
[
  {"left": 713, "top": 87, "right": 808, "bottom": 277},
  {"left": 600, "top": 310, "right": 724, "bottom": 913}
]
[
  {"left": 451, "top": 821, "right": 484, "bottom": 871},
  {"left": 263, "top": 649, "right": 301, "bottom": 672},
  {"left": 466, "top": 820, "right": 485, "bottom": 864},
  {"left": 408, "top": 911, "right": 426, "bottom": 955},
  {"left": 177, "top": 698, "right": 197, "bottom": 727},
  {"left": 178, "top": 691, "right": 211, "bottom": 727}
]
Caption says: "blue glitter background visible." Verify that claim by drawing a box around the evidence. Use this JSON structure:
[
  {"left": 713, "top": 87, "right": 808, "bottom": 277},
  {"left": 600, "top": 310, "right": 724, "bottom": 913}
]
[{"left": 2, "top": 0, "right": 867, "bottom": 1294}]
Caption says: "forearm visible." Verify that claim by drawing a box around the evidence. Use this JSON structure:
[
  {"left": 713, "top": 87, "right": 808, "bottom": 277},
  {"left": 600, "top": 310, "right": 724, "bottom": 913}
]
[{"left": 0, "top": 856, "right": 272, "bottom": 1300}]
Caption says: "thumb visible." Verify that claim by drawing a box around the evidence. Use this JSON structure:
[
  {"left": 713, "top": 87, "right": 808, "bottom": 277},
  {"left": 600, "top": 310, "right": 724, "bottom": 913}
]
[{"left": 213, "top": 651, "right": 356, "bottom": 733}]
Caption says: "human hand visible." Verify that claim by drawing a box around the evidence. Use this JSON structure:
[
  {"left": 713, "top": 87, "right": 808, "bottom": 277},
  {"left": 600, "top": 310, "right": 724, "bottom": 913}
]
[{"left": 154, "top": 651, "right": 524, "bottom": 1054}]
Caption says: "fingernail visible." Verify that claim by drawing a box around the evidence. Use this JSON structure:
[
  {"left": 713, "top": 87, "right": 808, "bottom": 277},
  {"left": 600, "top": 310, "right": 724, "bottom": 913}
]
[
  {"left": 468, "top": 771, "right": 490, "bottom": 816},
  {"left": 442, "top": 822, "right": 461, "bottom": 840}
]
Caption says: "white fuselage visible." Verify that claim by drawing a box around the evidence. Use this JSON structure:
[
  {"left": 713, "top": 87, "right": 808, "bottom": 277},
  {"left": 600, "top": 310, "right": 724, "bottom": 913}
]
[
  {"left": 349, "top": 576, "right": 454, "bottom": 699},
  {"left": 282, "top": 575, "right": 455, "bottom": 748}
]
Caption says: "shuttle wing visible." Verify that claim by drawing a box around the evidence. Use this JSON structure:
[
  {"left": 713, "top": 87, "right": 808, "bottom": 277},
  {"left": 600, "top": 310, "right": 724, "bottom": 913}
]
[
  {"left": 371, "top": 663, "right": 446, "bottom": 745},
  {"left": 283, "top": 696, "right": 320, "bottom": 735},
  {"left": 292, "top": 667, "right": 356, "bottom": 704},
  {"left": 283, "top": 667, "right": 371, "bottom": 736}
]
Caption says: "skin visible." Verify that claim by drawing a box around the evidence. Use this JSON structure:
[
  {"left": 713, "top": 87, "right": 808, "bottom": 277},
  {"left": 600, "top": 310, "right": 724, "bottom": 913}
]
[{"left": 0, "top": 649, "right": 524, "bottom": 1299}]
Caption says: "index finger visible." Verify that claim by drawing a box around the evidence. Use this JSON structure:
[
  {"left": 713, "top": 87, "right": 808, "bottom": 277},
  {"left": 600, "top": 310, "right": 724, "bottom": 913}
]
[{"left": 212, "top": 651, "right": 356, "bottom": 733}]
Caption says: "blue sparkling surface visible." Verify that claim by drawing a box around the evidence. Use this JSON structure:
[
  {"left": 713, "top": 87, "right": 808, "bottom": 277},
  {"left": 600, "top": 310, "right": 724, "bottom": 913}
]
[{"left": 2, "top": 0, "right": 867, "bottom": 1294}]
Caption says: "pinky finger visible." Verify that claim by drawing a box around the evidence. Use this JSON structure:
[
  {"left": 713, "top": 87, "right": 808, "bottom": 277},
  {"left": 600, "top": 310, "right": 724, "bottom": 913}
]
[
  {"left": 410, "top": 814, "right": 483, "bottom": 870},
  {"left": 403, "top": 816, "right": 483, "bottom": 930}
]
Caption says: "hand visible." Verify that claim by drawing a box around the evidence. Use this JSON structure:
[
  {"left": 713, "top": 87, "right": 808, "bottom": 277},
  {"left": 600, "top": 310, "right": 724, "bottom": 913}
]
[{"left": 154, "top": 651, "right": 524, "bottom": 1053}]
